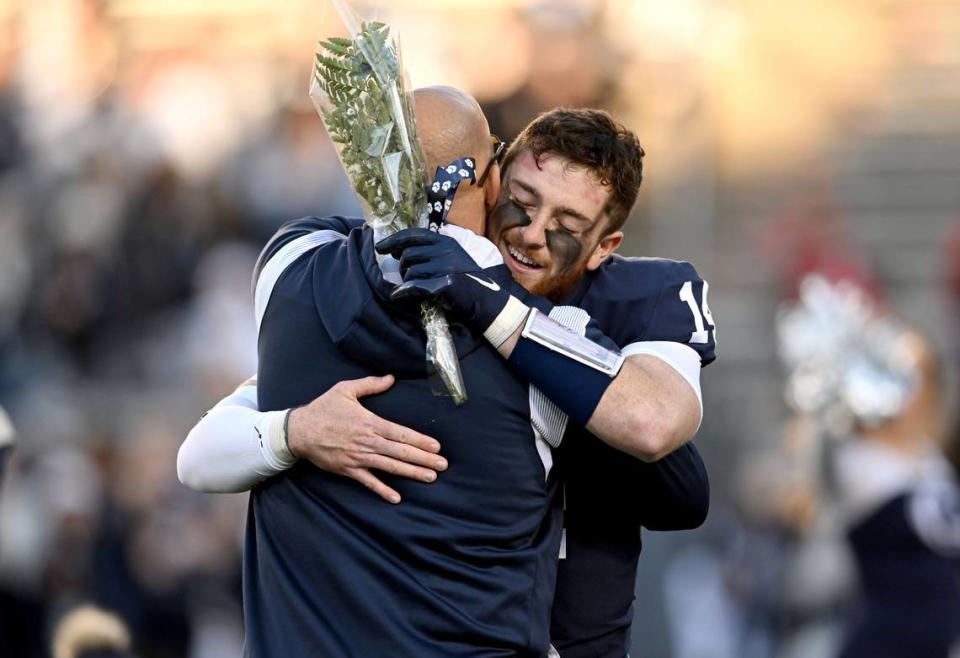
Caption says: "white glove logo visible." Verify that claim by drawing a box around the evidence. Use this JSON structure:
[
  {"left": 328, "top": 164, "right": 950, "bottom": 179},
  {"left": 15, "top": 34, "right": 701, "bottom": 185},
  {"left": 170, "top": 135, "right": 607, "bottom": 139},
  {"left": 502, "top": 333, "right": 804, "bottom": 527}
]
[{"left": 465, "top": 273, "right": 501, "bottom": 292}]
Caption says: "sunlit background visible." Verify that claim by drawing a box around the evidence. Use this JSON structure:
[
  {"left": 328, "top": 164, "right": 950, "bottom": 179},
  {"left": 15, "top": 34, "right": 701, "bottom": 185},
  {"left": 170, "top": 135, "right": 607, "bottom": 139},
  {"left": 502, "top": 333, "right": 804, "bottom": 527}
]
[{"left": 1, "top": 0, "right": 959, "bottom": 656}]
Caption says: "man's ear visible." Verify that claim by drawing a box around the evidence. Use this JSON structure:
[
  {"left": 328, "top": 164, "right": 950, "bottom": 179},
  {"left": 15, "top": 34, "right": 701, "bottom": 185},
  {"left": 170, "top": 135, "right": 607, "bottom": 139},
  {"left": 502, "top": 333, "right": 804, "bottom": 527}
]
[
  {"left": 483, "top": 165, "right": 501, "bottom": 213},
  {"left": 586, "top": 230, "right": 623, "bottom": 271}
]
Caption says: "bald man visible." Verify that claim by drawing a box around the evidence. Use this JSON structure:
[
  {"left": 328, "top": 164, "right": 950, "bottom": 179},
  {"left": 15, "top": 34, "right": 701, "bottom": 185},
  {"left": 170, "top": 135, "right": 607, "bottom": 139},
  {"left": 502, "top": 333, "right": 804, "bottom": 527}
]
[{"left": 241, "top": 86, "right": 564, "bottom": 657}]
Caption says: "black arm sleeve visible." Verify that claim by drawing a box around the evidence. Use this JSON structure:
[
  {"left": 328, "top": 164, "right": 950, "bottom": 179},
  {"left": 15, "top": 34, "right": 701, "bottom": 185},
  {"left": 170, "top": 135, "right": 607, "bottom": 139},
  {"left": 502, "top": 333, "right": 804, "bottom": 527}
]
[{"left": 633, "top": 442, "right": 709, "bottom": 531}]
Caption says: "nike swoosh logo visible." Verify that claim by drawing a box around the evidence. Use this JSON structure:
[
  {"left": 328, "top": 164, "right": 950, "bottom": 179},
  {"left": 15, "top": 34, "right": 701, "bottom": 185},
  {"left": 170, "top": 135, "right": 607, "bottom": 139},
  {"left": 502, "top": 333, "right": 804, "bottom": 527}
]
[{"left": 465, "top": 273, "right": 501, "bottom": 291}]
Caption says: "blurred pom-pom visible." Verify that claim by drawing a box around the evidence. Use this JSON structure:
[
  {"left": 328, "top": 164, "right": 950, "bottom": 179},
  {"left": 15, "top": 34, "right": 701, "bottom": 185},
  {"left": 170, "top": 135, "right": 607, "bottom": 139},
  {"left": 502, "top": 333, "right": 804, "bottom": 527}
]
[{"left": 776, "top": 275, "right": 917, "bottom": 435}]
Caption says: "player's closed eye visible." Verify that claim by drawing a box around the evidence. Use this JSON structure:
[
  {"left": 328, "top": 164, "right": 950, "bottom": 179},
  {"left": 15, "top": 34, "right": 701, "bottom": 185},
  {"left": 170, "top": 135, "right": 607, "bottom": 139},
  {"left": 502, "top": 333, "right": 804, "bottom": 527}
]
[
  {"left": 553, "top": 216, "right": 587, "bottom": 237},
  {"left": 509, "top": 195, "right": 535, "bottom": 214}
]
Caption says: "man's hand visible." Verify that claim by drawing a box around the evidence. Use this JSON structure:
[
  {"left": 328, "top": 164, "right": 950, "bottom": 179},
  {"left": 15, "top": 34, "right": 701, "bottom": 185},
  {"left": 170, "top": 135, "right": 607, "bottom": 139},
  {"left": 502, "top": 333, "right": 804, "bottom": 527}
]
[
  {"left": 286, "top": 375, "right": 448, "bottom": 504},
  {"left": 376, "top": 228, "right": 515, "bottom": 334}
]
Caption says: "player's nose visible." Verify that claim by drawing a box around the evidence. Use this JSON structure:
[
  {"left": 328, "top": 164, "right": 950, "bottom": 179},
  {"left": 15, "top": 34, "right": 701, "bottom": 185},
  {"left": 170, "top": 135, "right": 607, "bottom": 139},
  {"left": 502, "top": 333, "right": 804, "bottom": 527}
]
[{"left": 517, "top": 214, "right": 548, "bottom": 249}]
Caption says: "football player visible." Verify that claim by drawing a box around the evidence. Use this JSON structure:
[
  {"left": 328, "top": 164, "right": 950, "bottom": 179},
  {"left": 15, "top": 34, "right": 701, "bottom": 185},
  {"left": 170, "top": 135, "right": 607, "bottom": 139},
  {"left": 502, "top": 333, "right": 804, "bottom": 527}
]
[{"left": 179, "top": 91, "right": 715, "bottom": 657}]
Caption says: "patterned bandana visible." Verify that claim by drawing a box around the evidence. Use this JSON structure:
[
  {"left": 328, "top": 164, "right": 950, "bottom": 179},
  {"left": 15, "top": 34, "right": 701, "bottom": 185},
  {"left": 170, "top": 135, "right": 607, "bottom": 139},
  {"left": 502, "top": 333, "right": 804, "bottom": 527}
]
[{"left": 427, "top": 157, "right": 477, "bottom": 229}]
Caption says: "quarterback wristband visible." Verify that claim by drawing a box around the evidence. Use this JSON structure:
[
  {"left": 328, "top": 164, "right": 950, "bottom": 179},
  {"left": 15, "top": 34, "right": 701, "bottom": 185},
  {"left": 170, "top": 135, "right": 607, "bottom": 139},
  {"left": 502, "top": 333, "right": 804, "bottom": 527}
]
[
  {"left": 483, "top": 295, "right": 529, "bottom": 348},
  {"left": 508, "top": 309, "right": 624, "bottom": 426}
]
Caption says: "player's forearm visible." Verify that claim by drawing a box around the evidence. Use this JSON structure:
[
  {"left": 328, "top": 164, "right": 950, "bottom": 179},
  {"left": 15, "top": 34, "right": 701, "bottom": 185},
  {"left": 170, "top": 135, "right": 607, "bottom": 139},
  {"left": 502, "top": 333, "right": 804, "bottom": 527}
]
[
  {"left": 585, "top": 356, "right": 701, "bottom": 461},
  {"left": 177, "top": 385, "right": 295, "bottom": 493},
  {"left": 494, "top": 307, "right": 701, "bottom": 461}
]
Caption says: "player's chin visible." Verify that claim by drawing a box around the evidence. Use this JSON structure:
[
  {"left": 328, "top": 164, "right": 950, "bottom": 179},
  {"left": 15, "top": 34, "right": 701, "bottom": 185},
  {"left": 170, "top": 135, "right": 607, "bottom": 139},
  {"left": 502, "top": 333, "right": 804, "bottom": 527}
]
[{"left": 517, "top": 269, "right": 554, "bottom": 296}]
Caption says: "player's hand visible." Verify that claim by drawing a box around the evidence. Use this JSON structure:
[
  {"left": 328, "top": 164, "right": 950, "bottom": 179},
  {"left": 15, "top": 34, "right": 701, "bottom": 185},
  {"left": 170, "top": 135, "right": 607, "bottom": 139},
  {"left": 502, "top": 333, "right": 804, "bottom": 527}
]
[
  {"left": 286, "top": 375, "right": 447, "bottom": 504},
  {"left": 376, "top": 228, "right": 512, "bottom": 332},
  {"left": 376, "top": 228, "right": 482, "bottom": 280}
]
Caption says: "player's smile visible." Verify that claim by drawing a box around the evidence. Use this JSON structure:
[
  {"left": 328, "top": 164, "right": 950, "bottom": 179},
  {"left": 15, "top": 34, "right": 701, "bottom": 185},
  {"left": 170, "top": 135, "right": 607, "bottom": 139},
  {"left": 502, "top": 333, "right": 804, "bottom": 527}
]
[{"left": 505, "top": 243, "right": 543, "bottom": 270}]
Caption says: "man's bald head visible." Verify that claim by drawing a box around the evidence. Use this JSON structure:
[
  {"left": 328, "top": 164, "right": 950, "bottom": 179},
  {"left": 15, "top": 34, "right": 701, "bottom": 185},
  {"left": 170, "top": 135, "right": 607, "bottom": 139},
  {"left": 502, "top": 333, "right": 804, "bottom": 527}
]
[
  {"left": 413, "top": 86, "right": 491, "bottom": 176},
  {"left": 411, "top": 86, "right": 497, "bottom": 235}
]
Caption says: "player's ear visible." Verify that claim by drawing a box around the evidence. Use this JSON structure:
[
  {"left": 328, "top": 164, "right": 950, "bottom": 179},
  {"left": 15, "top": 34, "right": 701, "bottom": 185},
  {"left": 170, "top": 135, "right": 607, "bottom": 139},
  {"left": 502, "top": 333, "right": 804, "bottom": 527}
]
[{"left": 586, "top": 230, "right": 623, "bottom": 271}]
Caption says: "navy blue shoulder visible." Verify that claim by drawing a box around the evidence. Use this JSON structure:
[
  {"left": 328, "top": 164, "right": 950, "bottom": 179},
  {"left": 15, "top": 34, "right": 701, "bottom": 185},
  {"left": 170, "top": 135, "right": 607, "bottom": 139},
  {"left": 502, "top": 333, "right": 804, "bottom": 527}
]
[
  {"left": 578, "top": 255, "right": 716, "bottom": 365},
  {"left": 253, "top": 216, "right": 363, "bottom": 289},
  {"left": 586, "top": 255, "right": 701, "bottom": 301}
]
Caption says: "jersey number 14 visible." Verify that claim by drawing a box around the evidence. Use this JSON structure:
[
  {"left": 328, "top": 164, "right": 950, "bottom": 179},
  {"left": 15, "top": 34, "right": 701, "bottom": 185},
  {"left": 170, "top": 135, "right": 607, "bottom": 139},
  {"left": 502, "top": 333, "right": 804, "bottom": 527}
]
[{"left": 679, "top": 280, "right": 716, "bottom": 345}]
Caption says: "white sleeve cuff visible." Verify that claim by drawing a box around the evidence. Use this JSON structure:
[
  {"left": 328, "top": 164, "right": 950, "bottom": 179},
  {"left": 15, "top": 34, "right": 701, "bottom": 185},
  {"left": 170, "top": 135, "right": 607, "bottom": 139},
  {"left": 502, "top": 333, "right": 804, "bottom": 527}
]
[
  {"left": 621, "top": 341, "right": 703, "bottom": 430},
  {"left": 483, "top": 296, "right": 529, "bottom": 348},
  {"left": 260, "top": 409, "right": 297, "bottom": 470},
  {"left": 216, "top": 383, "right": 295, "bottom": 468}
]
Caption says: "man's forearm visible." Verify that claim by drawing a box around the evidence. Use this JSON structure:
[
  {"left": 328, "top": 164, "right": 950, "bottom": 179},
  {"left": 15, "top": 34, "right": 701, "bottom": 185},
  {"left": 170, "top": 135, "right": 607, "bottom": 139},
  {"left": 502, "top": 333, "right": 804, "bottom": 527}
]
[
  {"left": 585, "top": 355, "right": 700, "bottom": 461},
  {"left": 492, "top": 304, "right": 701, "bottom": 461},
  {"left": 177, "top": 375, "right": 447, "bottom": 503}
]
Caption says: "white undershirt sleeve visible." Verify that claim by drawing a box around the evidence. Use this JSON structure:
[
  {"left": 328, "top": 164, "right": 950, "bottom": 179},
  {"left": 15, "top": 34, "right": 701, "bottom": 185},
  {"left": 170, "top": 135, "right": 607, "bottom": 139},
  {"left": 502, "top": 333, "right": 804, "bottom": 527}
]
[{"left": 176, "top": 383, "right": 297, "bottom": 493}]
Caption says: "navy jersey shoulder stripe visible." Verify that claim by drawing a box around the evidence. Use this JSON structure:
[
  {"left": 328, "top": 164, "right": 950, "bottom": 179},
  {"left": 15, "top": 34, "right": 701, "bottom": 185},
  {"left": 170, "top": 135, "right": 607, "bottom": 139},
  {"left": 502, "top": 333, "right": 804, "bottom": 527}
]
[
  {"left": 252, "top": 216, "right": 363, "bottom": 291},
  {"left": 254, "top": 230, "right": 343, "bottom": 333}
]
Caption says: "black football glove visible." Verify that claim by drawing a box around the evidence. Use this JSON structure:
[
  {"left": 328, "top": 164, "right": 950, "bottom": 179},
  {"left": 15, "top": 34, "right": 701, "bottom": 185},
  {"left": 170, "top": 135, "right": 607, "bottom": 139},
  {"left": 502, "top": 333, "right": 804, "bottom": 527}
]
[{"left": 375, "top": 228, "right": 514, "bottom": 333}]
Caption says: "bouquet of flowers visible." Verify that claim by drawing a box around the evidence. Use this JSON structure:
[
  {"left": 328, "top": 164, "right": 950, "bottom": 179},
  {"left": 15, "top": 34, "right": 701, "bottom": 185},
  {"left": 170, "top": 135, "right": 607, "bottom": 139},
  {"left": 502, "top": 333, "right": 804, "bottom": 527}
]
[{"left": 309, "top": 2, "right": 467, "bottom": 404}]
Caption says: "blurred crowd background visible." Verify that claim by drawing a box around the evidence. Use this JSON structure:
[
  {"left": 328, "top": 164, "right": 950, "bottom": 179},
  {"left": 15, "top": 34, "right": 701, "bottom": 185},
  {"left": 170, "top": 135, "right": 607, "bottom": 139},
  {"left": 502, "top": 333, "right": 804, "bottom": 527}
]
[{"left": 1, "top": 0, "right": 959, "bottom": 657}]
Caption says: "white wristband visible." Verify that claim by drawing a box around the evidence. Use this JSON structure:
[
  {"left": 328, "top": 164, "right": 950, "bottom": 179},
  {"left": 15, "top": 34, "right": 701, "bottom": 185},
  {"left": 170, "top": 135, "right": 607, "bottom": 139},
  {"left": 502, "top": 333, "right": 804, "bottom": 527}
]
[
  {"left": 483, "top": 296, "right": 530, "bottom": 348},
  {"left": 259, "top": 409, "right": 297, "bottom": 470}
]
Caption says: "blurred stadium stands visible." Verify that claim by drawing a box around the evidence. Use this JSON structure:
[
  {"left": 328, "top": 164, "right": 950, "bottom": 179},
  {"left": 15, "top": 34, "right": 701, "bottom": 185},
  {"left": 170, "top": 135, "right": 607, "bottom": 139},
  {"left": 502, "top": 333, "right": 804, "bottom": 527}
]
[{"left": 0, "top": 1, "right": 958, "bottom": 656}]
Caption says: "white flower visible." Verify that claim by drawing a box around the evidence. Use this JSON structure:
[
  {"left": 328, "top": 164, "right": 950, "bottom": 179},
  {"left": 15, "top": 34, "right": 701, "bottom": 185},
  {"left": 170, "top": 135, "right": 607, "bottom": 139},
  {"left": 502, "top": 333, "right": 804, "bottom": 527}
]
[
  {"left": 441, "top": 181, "right": 451, "bottom": 191},
  {"left": 444, "top": 199, "right": 452, "bottom": 209},
  {"left": 465, "top": 158, "right": 474, "bottom": 168},
  {"left": 433, "top": 201, "right": 443, "bottom": 212},
  {"left": 445, "top": 165, "right": 457, "bottom": 174},
  {"left": 431, "top": 182, "right": 441, "bottom": 193},
  {"left": 458, "top": 169, "right": 469, "bottom": 178}
]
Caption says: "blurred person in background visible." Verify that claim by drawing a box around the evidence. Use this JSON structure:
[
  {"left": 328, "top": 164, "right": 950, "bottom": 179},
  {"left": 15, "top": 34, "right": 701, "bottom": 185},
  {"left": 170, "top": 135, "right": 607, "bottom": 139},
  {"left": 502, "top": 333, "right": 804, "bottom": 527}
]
[
  {"left": 832, "top": 329, "right": 960, "bottom": 658},
  {"left": 661, "top": 415, "right": 854, "bottom": 658},
  {"left": 777, "top": 277, "right": 960, "bottom": 658}
]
